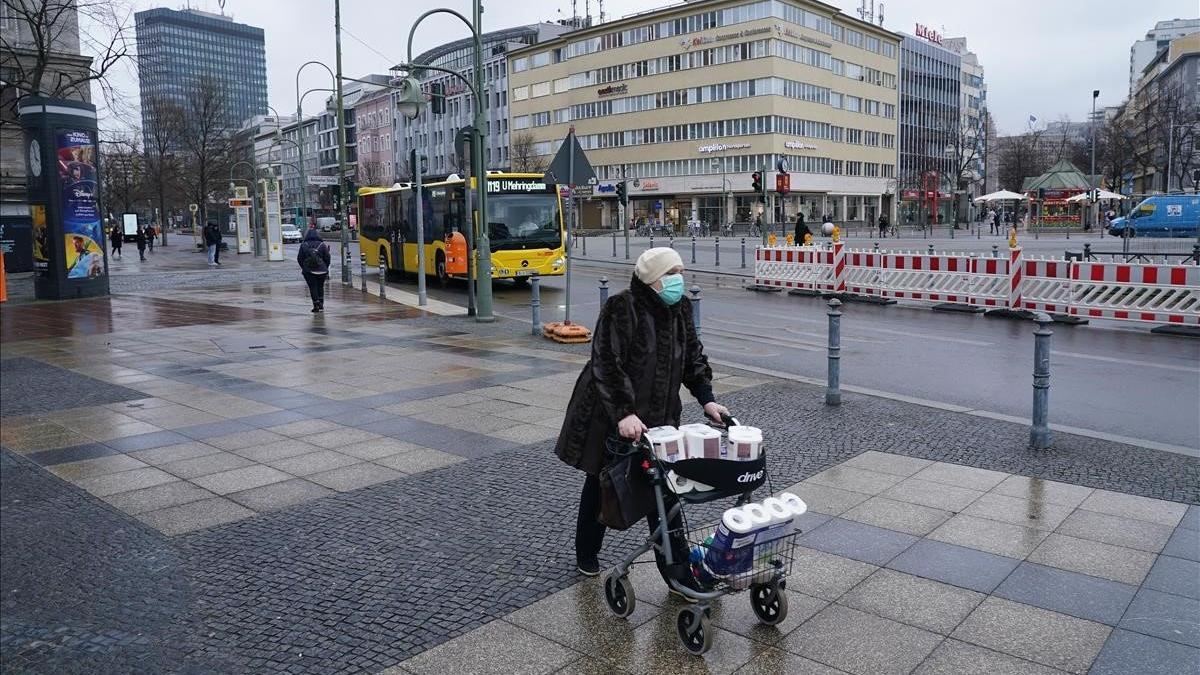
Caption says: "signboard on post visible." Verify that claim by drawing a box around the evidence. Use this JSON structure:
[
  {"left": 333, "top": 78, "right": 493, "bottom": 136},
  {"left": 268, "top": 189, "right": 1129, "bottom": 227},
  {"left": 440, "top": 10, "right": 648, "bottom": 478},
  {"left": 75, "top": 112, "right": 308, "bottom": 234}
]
[
  {"left": 543, "top": 128, "right": 595, "bottom": 327},
  {"left": 233, "top": 188, "right": 252, "bottom": 254},
  {"left": 307, "top": 175, "right": 338, "bottom": 186},
  {"left": 262, "top": 178, "right": 283, "bottom": 261}
]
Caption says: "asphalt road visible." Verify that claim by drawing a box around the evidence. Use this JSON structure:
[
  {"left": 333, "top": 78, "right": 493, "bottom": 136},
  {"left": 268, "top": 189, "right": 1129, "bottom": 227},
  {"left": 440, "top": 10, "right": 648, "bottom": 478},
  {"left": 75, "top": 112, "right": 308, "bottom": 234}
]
[{"left": 410, "top": 258, "right": 1200, "bottom": 453}]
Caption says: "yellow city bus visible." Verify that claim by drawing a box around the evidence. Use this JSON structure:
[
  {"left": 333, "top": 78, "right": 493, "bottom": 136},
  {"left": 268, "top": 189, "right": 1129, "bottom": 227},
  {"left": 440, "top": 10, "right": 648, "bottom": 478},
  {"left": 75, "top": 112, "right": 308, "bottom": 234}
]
[{"left": 357, "top": 172, "right": 566, "bottom": 284}]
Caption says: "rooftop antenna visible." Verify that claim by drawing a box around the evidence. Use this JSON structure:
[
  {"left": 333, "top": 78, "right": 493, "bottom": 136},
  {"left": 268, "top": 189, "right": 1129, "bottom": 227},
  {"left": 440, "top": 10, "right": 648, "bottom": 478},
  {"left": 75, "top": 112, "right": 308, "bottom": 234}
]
[
  {"left": 878, "top": 2, "right": 885, "bottom": 25},
  {"left": 598, "top": 0, "right": 605, "bottom": 23}
]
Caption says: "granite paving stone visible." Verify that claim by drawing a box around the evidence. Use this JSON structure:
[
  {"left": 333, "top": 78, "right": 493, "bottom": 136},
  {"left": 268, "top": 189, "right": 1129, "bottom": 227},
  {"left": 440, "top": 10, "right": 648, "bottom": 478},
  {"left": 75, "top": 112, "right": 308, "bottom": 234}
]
[
  {"left": 731, "top": 649, "right": 850, "bottom": 674},
  {"left": 46, "top": 454, "right": 148, "bottom": 481},
  {"left": 1179, "top": 506, "right": 1200, "bottom": 532},
  {"left": 265, "top": 450, "right": 362, "bottom": 476},
  {"left": 26, "top": 441, "right": 123, "bottom": 466},
  {"left": 206, "top": 429, "right": 289, "bottom": 451},
  {"left": 887, "top": 539, "right": 1021, "bottom": 594},
  {"left": 503, "top": 579, "right": 660, "bottom": 655},
  {"left": 103, "top": 480, "right": 216, "bottom": 515},
  {"left": 230, "top": 439, "right": 323, "bottom": 463},
  {"left": 786, "top": 547, "right": 879, "bottom": 601},
  {"left": 961, "top": 492, "right": 1076, "bottom": 531},
  {"left": 706, "top": 588, "right": 827, "bottom": 645},
  {"left": 372, "top": 448, "right": 466, "bottom": 474},
  {"left": 102, "top": 430, "right": 190, "bottom": 452},
  {"left": 841, "top": 496, "right": 953, "bottom": 536},
  {"left": 912, "top": 463, "right": 1008, "bottom": 492},
  {"left": 190, "top": 465, "right": 293, "bottom": 495},
  {"left": 265, "top": 419, "right": 343, "bottom": 438},
  {"left": 1089, "top": 629, "right": 1200, "bottom": 675},
  {"left": 912, "top": 639, "right": 1068, "bottom": 675},
  {"left": 1118, "top": 588, "right": 1200, "bottom": 648},
  {"left": 840, "top": 451, "right": 933, "bottom": 477},
  {"left": 336, "top": 438, "right": 431, "bottom": 461},
  {"left": 993, "top": 562, "right": 1137, "bottom": 626},
  {"left": 597, "top": 609, "right": 773, "bottom": 674},
  {"left": 882, "top": 477, "right": 985, "bottom": 512},
  {"left": 782, "top": 604, "right": 943, "bottom": 675},
  {"left": 73, "top": 466, "right": 179, "bottom": 497},
  {"left": 398, "top": 620, "right": 580, "bottom": 675},
  {"left": 839, "top": 568, "right": 986, "bottom": 634},
  {"left": 951, "top": 597, "right": 1111, "bottom": 673},
  {"left": 1161, "top": 526, "right": 1199, "bottom": 562},
  {"left": 136, "top": 496, "right": 256, "bottom": 536},
  {"left": 1026, "top": 534, "right": 1157, "bottom": 586},
  {"left": 129, "top": 441, "right": 224, "bottom": 466},
  {"left": 305, "top": 462, "right": 405, "bottom": 492},
  {"left": 805, "top": 466, "right": 905, "bottom": 495},
  {"left": 1079, "top": 490, "right": 1188, "bottom": 527},
  {"left": 1054, "top": 509, "right": 1175, "bottom": 553},
  {"left": 303, "top": 427, "right": 384, "bottom": 449},
  {"left": 787, "top": 482, "right": 871, "bottom": 515},
  {"left": 928, "top": 514, "right": 1050, "bottom": 559},
  {"left": 988, "top": 475, "right": 1094, "bottom": 508},
  {"left": 158, "top": 450, "right": 255, "bottom": 479},
  {"left": 1143, "top": 555, "right": 1200, "bottom": 600},
  {"left": 226, "top": 478, "right": 336, "bottom": 513},
  {"left": 798, "top": 517, "right": 918, "bottom": 566}
]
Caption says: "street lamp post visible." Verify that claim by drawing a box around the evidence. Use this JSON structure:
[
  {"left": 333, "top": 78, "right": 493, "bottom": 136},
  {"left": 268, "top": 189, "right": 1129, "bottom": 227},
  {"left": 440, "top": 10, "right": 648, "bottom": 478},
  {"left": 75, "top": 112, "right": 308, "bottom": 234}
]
[
  {"left": 333, "top": 0, "right": 352, "bottom": 284},
  {"left": 296, "top": 60, "right": 336, "bottom": 229},
  {"left": 1091, "top": 90, "right": 1099, "bottom": 229},
  {"left": 396, "top": 4, "right": 494, "bottom": 321}
]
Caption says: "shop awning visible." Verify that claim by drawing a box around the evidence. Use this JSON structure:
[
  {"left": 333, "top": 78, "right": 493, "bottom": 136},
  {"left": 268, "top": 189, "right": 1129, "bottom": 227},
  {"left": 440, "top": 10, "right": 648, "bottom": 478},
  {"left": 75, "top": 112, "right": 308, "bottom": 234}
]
[
  {"left": 974, "top": 190, "right": 1028, "bottom": 202},
  {"left": 1064, "top": 190, "right": 1126, "bottom": 202}
]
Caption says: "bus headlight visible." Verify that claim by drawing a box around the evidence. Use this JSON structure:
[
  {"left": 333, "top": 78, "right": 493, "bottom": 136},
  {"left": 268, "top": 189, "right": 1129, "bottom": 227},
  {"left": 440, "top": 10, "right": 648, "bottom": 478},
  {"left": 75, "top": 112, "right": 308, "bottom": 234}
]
[{"left": 552, "top": 257, "right": 565, "bottom": 268}]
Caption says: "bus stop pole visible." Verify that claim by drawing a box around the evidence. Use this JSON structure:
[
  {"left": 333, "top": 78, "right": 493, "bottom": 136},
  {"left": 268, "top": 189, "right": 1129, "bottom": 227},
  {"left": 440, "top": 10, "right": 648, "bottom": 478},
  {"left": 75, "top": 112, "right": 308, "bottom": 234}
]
[
  {"left": 412, "top": 150, "right": 427, "bottom": 306},
  {"left": 462, "top": 137, "right": 476, "bottom": 316},
  {"left": 564, "top": 127, "right": 575, "bottom": 324}
]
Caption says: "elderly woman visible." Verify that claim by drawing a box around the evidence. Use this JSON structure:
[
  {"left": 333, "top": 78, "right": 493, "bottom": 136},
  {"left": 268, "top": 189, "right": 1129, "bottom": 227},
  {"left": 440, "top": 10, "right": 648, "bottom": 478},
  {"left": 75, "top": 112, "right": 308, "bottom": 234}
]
[{"left": 556, "top": 247, "right": 729, "bottom": 583}]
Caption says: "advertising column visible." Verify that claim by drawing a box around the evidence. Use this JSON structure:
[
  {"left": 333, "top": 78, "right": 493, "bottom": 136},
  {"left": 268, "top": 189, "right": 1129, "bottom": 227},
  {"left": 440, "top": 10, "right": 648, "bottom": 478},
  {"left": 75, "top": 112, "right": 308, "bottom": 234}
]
[
  {"left": 233, "top": 186, "right": 252, "bottom": 253},
  {"left": 19, "top": 97, "right": 109, "bottom": 300},
  {"left": 262, "top": 177, "right": 283, "bottom": 261}
]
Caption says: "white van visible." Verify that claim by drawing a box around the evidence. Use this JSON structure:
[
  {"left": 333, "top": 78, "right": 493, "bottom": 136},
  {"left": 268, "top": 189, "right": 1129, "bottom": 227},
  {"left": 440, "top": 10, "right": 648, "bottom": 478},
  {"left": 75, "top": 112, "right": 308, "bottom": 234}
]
[{"left": 316, "top": 217, "right": 340, "bottom": 232}]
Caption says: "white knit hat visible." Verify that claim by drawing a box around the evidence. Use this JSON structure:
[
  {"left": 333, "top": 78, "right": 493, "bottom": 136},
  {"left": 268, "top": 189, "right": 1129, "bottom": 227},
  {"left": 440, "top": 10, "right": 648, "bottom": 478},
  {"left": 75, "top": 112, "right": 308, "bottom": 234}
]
[{"left": 634, "top": 247, "right": 684, "bottom": 284}]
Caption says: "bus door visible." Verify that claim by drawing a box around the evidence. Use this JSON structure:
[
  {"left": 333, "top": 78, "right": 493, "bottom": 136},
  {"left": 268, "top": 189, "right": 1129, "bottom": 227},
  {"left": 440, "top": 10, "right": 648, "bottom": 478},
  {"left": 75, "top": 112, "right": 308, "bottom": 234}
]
[{"left": 389, "top": 192, "right": 404, "bottom": 275}]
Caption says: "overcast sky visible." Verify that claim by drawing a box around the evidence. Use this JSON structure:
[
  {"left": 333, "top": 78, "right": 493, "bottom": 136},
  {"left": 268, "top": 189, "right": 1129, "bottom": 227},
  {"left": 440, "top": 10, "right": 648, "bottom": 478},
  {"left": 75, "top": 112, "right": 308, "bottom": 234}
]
[{"left": 96, "top": 0, "right": 1197, "bottom": 135}]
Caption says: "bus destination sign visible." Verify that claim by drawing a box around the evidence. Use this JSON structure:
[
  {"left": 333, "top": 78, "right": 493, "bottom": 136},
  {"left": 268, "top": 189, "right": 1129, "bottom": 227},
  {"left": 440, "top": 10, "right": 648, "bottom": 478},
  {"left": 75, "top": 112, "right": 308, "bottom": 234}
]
[{"left": 488, "top": 179, "right": 550, "bottom": 193}]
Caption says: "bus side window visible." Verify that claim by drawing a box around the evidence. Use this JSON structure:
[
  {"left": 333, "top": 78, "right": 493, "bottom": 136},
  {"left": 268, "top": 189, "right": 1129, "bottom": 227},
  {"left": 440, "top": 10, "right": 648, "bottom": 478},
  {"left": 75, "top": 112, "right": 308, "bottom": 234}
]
[
  {"left": 402, "top": 192, "right": 417, "bottom": 242},
  {"left": 426, "top": 187, "right": 443, "bottom": 241},
  {"left": 387, "top": 193, "right": 401, "bottom": 237}
]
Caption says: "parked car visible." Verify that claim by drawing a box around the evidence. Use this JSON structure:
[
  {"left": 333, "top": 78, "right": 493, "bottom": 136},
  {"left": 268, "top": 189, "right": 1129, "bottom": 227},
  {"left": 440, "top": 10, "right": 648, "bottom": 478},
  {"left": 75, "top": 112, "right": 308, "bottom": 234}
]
[
  {"left": 281, "top": 223, "right": 303, "bottom": 243},
  {"left": 316, "top": 216, "right": 340, "bottom": 232},
  {"left": 1108, "top": 195, "right": 1200, "bottom": 238}
]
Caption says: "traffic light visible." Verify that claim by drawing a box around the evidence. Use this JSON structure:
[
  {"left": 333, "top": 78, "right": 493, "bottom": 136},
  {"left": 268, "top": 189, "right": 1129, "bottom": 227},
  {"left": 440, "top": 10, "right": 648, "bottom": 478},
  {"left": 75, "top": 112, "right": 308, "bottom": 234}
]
[
  {"left": 752, "top": 171, "right": 762, "bottom": 193},
  {"left": 615, "top": 180, "right": 627, "bottom": 206},
  {"left": 430, "top": 82, "right": 445, "bottom": 115}
]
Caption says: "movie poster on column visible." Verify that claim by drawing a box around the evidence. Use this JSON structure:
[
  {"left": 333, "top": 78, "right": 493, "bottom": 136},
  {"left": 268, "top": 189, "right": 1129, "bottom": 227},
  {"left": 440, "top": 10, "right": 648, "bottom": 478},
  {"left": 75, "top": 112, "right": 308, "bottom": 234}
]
[{"left": 56, "top": 129, "right": 106, "bottom": 279}]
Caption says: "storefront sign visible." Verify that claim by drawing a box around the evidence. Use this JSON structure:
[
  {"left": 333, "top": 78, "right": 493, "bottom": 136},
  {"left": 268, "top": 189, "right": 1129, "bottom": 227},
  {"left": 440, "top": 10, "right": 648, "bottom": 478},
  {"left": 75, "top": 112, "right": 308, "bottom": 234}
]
[
  {"left": 784, "top": 141, "right": 818, "bottom": 151},
  {"left": 597, "top": 184, "right": 616, "bottom": 193},
  {"left": 638, "top": 180, "right": 660, "bottom": 191},
  {"left": 597, "top": 84, "right": 628, "bottom": 97},
  {"left": 915, "top": 24, "right": 943, "bottom": 45},
  {"left": 681, "top": 26, "right": 771, "bottom": 50},
  {"left": 698, "top": 143, "right": 750, "bottom": 154}
]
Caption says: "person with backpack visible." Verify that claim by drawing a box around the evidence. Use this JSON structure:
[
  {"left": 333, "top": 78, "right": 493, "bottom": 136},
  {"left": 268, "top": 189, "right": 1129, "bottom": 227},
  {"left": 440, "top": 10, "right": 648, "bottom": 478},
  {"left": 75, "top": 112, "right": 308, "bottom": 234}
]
[
  {"left": 135, "top": 225, "right": 147, "bottom": 261},
  {"left": 204, "top": 221, "right": 220, "bottom": 266},
  {"left": 297, "top": 227, "right": 331, "bottom": 312},
  {"left": 145, "top": 223, "right": 156, "bottom": 253},
  {"left": 109, "top": 221, "right": 123, "bottom": 259}
]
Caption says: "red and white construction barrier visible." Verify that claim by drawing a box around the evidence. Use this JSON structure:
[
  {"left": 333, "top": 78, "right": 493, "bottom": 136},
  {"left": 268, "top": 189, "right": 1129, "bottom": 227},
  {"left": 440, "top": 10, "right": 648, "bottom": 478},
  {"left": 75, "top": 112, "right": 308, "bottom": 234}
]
[{"left": 754, "top": 243, "right": 1200, "bottom": 327}]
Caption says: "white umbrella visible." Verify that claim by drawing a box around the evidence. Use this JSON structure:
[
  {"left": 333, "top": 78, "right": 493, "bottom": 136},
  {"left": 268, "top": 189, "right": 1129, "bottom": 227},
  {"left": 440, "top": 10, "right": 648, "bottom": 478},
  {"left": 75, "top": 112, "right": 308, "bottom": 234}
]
[
  {"left": 1065, "top": 190, "right": 1126, "bottom": 202},
  {"left": 974, "top": 189, "right": 1028, "bottom": 202}
]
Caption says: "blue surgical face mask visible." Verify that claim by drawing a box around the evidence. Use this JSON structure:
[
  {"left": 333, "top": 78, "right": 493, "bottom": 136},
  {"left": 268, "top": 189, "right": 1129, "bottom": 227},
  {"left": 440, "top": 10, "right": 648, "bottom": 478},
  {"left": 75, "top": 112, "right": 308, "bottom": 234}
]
[{"left": 658, "top": 273, "right": 684, "bottom": 305}]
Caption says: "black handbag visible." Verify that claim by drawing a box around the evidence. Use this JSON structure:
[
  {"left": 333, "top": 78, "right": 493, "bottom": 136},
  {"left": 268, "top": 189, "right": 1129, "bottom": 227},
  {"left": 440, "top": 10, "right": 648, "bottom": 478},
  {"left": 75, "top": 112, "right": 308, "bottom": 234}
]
[{"left": 598, "top": 437, "right": 653, "bottom": 530}]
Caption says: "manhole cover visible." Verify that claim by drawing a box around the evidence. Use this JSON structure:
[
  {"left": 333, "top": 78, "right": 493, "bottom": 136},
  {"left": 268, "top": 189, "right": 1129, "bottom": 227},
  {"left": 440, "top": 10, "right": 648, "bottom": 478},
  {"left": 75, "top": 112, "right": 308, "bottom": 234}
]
[{"left": 211, "top": 336, "right": 293, "bottom": 353}]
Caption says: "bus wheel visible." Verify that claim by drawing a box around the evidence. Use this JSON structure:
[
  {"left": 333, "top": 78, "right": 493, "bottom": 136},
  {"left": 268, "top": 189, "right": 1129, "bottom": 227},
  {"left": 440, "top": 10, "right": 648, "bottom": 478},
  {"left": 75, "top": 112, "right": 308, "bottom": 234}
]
[{"left": 436, "top": 251, "right": 449, "bottom": 287}]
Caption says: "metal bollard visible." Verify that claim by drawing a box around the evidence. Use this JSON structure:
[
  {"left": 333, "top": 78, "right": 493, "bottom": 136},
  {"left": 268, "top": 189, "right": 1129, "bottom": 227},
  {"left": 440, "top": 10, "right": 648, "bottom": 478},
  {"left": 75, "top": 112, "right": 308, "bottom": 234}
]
[
  {"left": 691, "top": 235, "right": 697, "bottom": 264},
  {"left": 928, "top": 244, "right": 934, "bottom": 256},
  {"left": 992, "top": 244, "right": 999, "bottom": 258},
  {"left": 1029, "top": 313, "right": 1053, "bottom": 450},
  {"left": 825, "top": 298, "right": 842, "bottom": 406},
  {"left": 530, "top": 274, "right": 541, "bottom": 336},
  {"left": 377, "top": 259, "right": 386, "bottom": 301},
  {"left": 650, "top": 233, "right": 655, "bottom": 249},
  {"left": 612, "top": 232, "right": 617, "bottom": 258},
  {"left": 741, "top": 238, "right": 747, "bottom": 269},
  {"left": 599, "top": 276, "right": 609, "bottom": 305},
  {"left": 625, "top": 233, "right": 630, "bottom": 260},
  {"left": 874, "top": 241, "right": 879, "bottom": 252},
  {"left": 359, "top": 252, "right": 367, "bottom": 293},
  {"left": 582, "top": 234, "right": 587, "bottom": 256},
  {"left": 714, "top": 236, "right": 720, "bottom": 266},
  {"left": 690, "top": 285, "right": 701, "bottom": 336},
  {"left": 669, "top": 234, "right": 674, "bottom": 250}
]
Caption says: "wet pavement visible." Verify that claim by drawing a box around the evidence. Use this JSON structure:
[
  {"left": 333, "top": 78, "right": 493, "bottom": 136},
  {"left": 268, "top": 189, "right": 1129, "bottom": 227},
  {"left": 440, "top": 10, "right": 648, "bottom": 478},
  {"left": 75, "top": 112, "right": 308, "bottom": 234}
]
[{"left": 1, "top": 245, "right": 1197, "bottom": 673}]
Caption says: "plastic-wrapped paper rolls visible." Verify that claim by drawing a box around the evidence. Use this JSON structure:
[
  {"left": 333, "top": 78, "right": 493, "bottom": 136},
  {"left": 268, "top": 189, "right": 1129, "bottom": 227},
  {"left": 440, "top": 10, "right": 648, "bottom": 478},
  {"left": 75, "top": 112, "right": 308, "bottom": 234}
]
[
  {"left": 762, "top": 497, "right": 793, "bottom": 523},
  {"left": 644, "top": 426, "right": 684, "bottom": 463},
  {"left": 721, "top": 507, "right": 755, "bottom": 534},
  {"left": 679, "top": 423, "right": 723, "bottom": 459},
  {"left": 743, "top": 503, "right": 772, "bottom": 527},
  {"left": 666, "top": 470, "right": 693, "bottom": 494},
  {"left": 778, "top": 492, "right": 808, "bottom": 516},
  {"left": 727, "top": 425, "right": 763, "bottom": 461}
]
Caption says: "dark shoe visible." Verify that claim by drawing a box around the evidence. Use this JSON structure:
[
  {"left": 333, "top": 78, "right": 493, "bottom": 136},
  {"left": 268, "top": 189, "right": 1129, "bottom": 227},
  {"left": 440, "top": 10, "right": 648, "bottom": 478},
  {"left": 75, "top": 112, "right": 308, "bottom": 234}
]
[
  {"left": 576, "top": 556, "right": 601, "bottom": 576},
  {"left": 311, "top": 304, "right": 320, "bottom": 313}
]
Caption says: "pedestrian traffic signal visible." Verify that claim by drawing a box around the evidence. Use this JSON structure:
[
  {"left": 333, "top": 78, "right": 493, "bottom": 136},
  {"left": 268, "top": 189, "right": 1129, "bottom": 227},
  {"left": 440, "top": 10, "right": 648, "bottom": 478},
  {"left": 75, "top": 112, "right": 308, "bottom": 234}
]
[
  {"left": 752, "top": 171, "right": 762, "bottom": 193},
  {"left": 430, "top": 82, "right": 445, "bottom": 115},
  {"left": 615, "top": 180, "right": 628, "bottom": 206}
]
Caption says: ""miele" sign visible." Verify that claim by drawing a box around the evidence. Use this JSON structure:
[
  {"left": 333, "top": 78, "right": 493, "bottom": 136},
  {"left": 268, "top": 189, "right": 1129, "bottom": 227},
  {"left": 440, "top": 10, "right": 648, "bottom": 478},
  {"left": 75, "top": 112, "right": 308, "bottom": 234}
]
[{"left": 915, "top": 23, "right": 943, "bottom": 45}]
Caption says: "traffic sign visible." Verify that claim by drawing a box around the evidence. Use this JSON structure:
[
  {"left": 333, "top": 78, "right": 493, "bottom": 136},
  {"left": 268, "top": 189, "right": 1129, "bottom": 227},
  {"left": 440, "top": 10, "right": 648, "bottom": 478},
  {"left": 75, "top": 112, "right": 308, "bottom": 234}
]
[
  {"left": 188, "top": 203, "right": 198, "bottom": 213},
  {"left": 228, "top": 198, "right": 252, "bottom": 208},
  {"left": 543, "top": 128, "right": 595, "bottom": 187},
  {"left": 307, "top": 175, "right": 338, "bottom": 186}
]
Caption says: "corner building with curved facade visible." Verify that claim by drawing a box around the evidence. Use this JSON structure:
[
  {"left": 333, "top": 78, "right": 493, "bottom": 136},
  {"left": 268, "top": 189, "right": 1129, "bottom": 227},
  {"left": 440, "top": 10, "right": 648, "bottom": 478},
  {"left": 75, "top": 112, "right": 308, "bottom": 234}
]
[{"left": 506, "top": 0, "right": 901, "bottom": 231}]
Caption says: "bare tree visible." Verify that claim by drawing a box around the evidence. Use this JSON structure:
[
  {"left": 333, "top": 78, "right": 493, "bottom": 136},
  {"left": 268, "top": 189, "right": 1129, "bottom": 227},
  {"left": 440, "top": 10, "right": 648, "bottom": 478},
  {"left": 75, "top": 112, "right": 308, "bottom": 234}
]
[
  {"left": 174, "top": 76, "right": 232, "bottom": 230},
  {"left": 996, "top": 126, "right": 1049, "bottom": 194},
  {"left": 99, "top": 131, "right": 143, "bottom": 217},
  {"left": 509, "top": 132, "right": 546, "bottom": 173},
  {"left": 140, "top": 96, "right": 181, "bottom": 243},
  {"left": 357, "top": 160, "right": 383, "bottom": 187},
  {"left": 942, "top": 114, "right": 987, "bottom": 226},
  {"left": 1, "top": 0, "right": 134, "bottom": 106}
]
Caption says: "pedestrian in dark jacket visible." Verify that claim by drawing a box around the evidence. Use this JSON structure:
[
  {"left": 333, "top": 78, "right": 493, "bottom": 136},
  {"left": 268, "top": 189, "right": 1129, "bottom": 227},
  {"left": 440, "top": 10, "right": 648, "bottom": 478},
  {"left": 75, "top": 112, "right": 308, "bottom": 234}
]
[
  {"left": 203, "top": 222, "right": 220, "bottom": 266},
  {"left": 297, "top": 228, "right": 331, "bottom": 312},
  {"left": 135, "top": 225, "right": 147, "bottom": 261},
  {"left": 878, "top": 213, "right": 890, "bottom": 238},
  {"left": 794, "top": 212, "right": 810, "bottom": 244},
  {"left": 556, "top": 247, "right": 729, "bottom": 583},
  {"left": 145, "top": 224, "right": 155, "bottom": 253},
  {"left": 109, "top": 222, "right": 123, "bottom": 258}
]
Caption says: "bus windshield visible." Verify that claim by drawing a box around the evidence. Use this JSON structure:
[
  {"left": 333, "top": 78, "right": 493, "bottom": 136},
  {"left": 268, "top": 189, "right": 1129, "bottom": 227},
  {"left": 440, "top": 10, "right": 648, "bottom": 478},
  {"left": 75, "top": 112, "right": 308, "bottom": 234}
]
[{"left": 486, "top": 194, "right": 562, "bottom": 251}]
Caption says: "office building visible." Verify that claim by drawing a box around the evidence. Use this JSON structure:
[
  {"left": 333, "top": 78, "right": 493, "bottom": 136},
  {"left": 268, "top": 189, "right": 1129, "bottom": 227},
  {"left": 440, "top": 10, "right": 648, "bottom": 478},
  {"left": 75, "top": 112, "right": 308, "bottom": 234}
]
[
  {"left": 1129, "top": 18, "right": 1199, "bottom": 96},
  {"left": 277, "top": 116, "right": 319, "bottom": 220},
  {"left": 507, "top": 0, "right": 901, "bottom": 230},
  {"left": 1122, "top": 32, "right": 1199, "bottom": 193},
  {"left": 898, "top": 31, "right": 961, "bottom": 224},
  {"left": 134, "top": 7, "right": 267, "bottom": 144},
  {"left": 388, "top": 23, "right": 572, "bottom": 182}
]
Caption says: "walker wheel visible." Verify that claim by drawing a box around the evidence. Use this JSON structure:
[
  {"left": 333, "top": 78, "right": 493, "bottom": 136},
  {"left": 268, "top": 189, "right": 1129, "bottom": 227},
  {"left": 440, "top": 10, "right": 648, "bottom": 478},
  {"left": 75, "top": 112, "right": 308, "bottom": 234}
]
[
  {"left": 676, "top": 608, "right": 713, "bottom": 655},
  {"left": 604, "top": 573, "right": 636, "bottom": 618},
  {"left": 749, "top": 582, "right": 789, "bottom": 625}
]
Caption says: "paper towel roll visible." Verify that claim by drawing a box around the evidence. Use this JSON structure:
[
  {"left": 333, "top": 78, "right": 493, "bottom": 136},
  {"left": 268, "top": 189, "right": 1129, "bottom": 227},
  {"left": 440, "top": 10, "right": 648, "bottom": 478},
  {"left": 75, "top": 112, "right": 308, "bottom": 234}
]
[
  {"left": 762, "top": 497, "right": 793, "bottom": 524},
  {"left": 743, "top": 503, "right": 772, "bottom": 527},
  {"left": 667, "top": 470, "right": 693, "bottom": 494},
  {"left": 779, "top": 492, "right": 808, "bottom": 516},
  {"left": 722, "top": 507, "right": 754, "bottom": 534}
]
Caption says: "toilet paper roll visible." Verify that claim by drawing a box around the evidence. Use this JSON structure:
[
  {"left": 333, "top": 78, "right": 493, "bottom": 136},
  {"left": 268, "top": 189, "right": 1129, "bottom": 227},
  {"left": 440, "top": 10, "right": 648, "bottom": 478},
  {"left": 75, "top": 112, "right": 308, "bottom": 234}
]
[
  {"left": 722, "top": 507, "right": 754, "bottom": 534},
  {"left": 743, "top": 503, "right": 772, "bottom": 527},
  {"left": 779, "top": 492, "right": 808, "bottom": 516},
  {"left": 667, "top": 470, "right": 693, "bottom": 494},
  {"left": 762, "top": 497, "right": 794, "bottom": 524}
]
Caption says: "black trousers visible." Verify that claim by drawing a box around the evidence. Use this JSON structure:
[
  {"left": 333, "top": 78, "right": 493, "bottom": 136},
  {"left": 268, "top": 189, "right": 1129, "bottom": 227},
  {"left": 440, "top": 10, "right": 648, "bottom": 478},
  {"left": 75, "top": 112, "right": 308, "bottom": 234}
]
[
  {"left": 576, "top": 473, "right": 688, "bottom": 581},
  {"left": 303, "top": 271, "right": 326, "bottom": 304}
]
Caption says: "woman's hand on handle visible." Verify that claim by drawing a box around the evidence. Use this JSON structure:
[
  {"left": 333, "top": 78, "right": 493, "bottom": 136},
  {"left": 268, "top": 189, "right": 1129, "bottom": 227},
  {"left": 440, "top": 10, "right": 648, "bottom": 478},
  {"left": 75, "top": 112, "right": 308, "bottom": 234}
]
[
  {"left": 617, "top": 414, "right": 648, "bottom": 440},
  {"left": 704, "top": 402, "right": 730, "bottom": 425}
]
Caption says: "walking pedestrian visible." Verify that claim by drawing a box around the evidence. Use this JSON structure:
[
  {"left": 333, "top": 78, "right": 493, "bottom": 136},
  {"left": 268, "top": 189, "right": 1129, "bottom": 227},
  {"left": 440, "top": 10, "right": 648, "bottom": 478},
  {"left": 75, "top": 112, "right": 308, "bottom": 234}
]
[
  {"left": 878, "top": 213, "right": 890, "bottom": 238},
  {"left": 794, "top": 212, "right": 811, "bottom": 244},
  {"left": 992, "top": 209, "right": 1001, "bottom": 235},
  {"left": 109, "top": 222, "right": 123, "bottom": 259},
  {"left": 135, "top": 225, "right": 147, "bottom": 261},
  {"left": 557, "top": 247, "right": 729, "bottom": 589},
  {"left": 145, "top": 223, "right": 156, "bottom": 253},
  {"left": 204, "top": 221, "right": 220, "bottom": 267},
  {"left": 213, "top": 222, "right": 223, "bottom": 266},
  {"left": 297, "top": 227, "right": 331, "bottom": 312}
]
